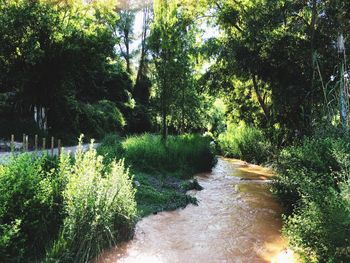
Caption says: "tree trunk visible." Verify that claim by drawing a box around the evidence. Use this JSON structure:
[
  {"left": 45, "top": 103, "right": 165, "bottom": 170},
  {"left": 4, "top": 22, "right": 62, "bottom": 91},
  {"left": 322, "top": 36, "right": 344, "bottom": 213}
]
[
  {"left": 124, "top": 27, "right": 131, "bottom": 75},
  {"left": 310, "top": 0, "right": 317, "bottom": 108},
  {"left": 136, "top": 5, "right": 151, "bottom": 84},
  {"left": 252, "top": 74, "right": 270, "bottom": 124}
]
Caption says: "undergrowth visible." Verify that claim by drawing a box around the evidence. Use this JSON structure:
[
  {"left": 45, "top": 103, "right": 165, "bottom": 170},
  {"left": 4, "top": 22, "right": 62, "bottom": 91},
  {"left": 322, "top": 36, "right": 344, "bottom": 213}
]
[
  {"left": 272, "top": 130, "right": 350, "bottom": 262},
  {"left": 218, "top": 122, "right": 273, "bottom": 164}
]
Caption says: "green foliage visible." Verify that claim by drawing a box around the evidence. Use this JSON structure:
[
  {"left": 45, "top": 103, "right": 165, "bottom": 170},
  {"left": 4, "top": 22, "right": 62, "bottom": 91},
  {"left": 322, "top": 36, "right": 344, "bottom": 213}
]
[
  {"left": 0, "top": 138, "right": 137, "bottom": 263},
  {"left": 273, "top": 131, "right": 350, "bottom": 261},
  {"left": 203, "top": 0, "right": 350, "bottom": 140},
  {"left": 121, "top": 134, "right": 216, "bottom": 177},
  {"left": 218, "top": 122, "right": 273, "bottom": 164},
  {"left": 273, "top": 133, "right": 348, "bottom": 208},
  {"left": 0, "top": 154, "right": 63, "bottom": 263},
  {"left": 0, "top": 0, "right": 133, "bottom": 139},
  {"left": 283, "top": 190, "right": 350, "bottom": 262},
  {"left": 149, "top": 0, "right": 204, "bottom": 135},
  {"left": 97, "top": 133, "right": 215, "bottom": 216},
  {"left": 134, "top": 172, "right": 197, "bottom": 217},
  {"left": 96, "top": 133, "right": 124, "bottom": 165},
  {"left": 46, "top": 141, "right": 137, "bottom": 263},
  {"left": 77, "top": 100, "right": 126, "bottom": 139}
]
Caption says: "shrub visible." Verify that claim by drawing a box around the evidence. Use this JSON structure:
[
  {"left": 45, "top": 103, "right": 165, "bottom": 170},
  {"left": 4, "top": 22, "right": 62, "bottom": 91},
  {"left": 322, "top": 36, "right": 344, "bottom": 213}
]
[
  {"left": 121, "top": 134, "right": 216, "bottom": 177},
  {"left": 46, "top": 140, "right": 137, "bottom": 263},
  {"left": 283, "top": 190, "right": 350, "bottom": 262},
  {"left": 78, "top": 100, "right": 126, "bottom": 139},
  {"left": 218, "top": 122, "right": 272, "bottom": 164},
  {"left": 273, "top": 136, "right": 349, "bottom": 208},
  {"left": 0, "top": 154, "right": 63, "bottom": 263},
  {"left": 273, "top": 132, "right": 350, "bottom": 262},
  {"left": 96, "top": 133, "right": 124, "bottom": 165}
]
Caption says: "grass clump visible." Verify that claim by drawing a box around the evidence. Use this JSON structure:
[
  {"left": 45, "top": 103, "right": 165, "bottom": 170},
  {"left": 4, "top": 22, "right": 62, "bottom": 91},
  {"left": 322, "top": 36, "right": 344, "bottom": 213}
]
[
  {"left": 218, "top": 122, "right": 273, "bottom": 164},
  {"left": 46, "top": 140, "right": 136, "bottom": 263},
  {"left": 121, "top": 133, "right": 216, "bottom": 177},
  {"left": 273, "top": 131, "right": 350, "bottom": 262}
]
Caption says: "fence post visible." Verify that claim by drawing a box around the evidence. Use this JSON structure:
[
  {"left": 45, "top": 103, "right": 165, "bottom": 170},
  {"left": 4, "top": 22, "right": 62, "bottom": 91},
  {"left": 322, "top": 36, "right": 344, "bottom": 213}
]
[
  {"left": 10, "top": 134, "right": 14, "bottom": 153},
  {"left": 25, "top": 135, "right": 29, "bottom": 151},
  {"left": 22, "top": 134, "right": 25, "bottom": 151},
  {"left": 35, "top": 134, "right": 38, "bottom": 151},
  {"left": 51, "top": 137, "right": 54, "bottom": 156},
  {"left": 42, "top": 138, "right": 46, "bottom": 151},
  {"left": 58, "top": 139, "right": 61, "bottom": 156}
]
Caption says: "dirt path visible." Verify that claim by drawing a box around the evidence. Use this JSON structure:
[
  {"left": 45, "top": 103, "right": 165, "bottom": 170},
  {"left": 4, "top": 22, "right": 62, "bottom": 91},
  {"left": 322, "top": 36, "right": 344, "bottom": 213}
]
[{"left": 0, "top": 143, "right": 99, "bottom": 164}]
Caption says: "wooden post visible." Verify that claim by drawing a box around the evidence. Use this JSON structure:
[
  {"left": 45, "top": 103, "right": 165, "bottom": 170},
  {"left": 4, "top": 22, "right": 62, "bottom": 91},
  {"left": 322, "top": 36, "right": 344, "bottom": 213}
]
[
  {"left": 10, "top": 134, "right": 14, "bottom": 152},
  {"left": 51, "top": 137, "right": 54, "bottom": 156},
  {"left": 25, "top": 135, "right": 29, "bottom": 151},
  {"left": 42, "top": 138, "right": 46, "bottom": 151},
  {"left": 58, "top": 139, "right": 61, "bottom": 156},
  {"left": 22, "top": 134, "right": 25, "bottom": 151},
  {"left": 35, "top": 134, "right": 38, "bottom": 151}
]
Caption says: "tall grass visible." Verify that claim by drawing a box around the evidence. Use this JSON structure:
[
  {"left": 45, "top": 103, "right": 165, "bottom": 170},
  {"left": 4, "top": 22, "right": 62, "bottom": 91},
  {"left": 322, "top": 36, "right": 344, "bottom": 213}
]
[
  {"left": 0, "top": 139, "right": 137, "bottom": 263},
  {"left": 218, "top": 122, "right": 272, "bottom": 164},
  {"left": 46, "top": 140, "right": 136, "bottom": 263},
  {"left": 121, "top": 134, "right": 216, "bottom": 177},
  {"left": 97, "top": 133, "right": 216, "bottom": 216}
]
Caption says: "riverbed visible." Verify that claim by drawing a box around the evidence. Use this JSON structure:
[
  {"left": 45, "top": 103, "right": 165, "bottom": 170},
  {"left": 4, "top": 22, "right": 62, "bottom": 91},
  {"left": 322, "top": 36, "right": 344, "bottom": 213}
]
[{"left": 94, "top": 158, "right": 297, "bottom": 263}]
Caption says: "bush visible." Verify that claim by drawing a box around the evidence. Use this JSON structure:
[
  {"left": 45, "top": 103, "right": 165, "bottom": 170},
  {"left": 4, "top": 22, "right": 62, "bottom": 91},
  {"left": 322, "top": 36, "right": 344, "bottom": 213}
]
[
  {"left": 273, "top": 132, "right": 350, "bottom": 262},
  {"left": 218, "top": 122, "right": 272, "bottom": 164},
  {"left": 121, "top": 134, "right": 216, "bottom": 177},
  {"left": 78, "top": 100, "right": 126, "bottom": 139},
  {"left": 283, "top": 190, "right": 350, "bottom": 262},
  {"left": 46, "top": 140, "right": 136, "bottom": 263},
  {"left": 273, "top": 136, "right": 348, "bottom": 209},
  {"left": 96, "top": 133, "right": 124, "bottom": 165},
  {"left": 0, "top": 154, "right": 63, "bottom": 263}
]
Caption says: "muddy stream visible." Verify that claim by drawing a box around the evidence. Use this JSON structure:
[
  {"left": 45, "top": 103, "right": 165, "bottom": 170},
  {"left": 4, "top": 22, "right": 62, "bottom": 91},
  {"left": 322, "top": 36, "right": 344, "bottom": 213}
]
[{"left": 95, "top": 158, "right": 297, "bottom": 263}]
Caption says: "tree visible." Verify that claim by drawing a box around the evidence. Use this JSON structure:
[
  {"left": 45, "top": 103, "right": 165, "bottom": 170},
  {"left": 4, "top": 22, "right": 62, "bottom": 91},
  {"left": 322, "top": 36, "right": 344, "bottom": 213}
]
[
  {"left": 0, "top": 0, "right": 133, "bottom": 138},
  {"left": 115, "top": 0, "right": 135, "bottom": 75},
  {"left": 149, "top": 0, "right": 204, "bottom": 139}
]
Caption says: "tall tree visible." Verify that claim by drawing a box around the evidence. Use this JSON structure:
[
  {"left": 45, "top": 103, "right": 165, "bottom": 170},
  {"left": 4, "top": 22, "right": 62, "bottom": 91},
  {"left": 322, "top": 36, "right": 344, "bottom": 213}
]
[
  {"left": 115, "top": 0, "right": 135, "bottom": 75},
  {"left": 149, "top": 0, "right": 201, "bottom": 139}
]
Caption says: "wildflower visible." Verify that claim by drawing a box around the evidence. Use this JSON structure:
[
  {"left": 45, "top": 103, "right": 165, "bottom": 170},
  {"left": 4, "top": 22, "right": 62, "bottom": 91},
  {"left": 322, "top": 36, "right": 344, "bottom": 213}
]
[{"left": 330, "top": 75, "right": 335, "bottom": 81}]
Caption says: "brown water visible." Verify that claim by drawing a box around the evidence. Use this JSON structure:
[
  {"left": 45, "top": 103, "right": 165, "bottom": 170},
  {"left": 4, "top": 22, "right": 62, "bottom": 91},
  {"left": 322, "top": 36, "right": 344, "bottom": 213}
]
[{"left": 94, "top": 158, "right": 297, "bottom": 263}]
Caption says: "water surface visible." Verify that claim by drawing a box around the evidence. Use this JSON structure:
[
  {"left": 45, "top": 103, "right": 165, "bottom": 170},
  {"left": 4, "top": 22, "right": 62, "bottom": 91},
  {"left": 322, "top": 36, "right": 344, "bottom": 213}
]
[{"left": 94, "top": 158, "right": 297, "bottom": 263}]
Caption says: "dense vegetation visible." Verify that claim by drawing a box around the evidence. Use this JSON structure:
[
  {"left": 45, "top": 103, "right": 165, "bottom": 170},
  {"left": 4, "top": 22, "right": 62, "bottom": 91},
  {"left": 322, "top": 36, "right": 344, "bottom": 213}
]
[
  {"left": 97, "top": 133, "right": 216, "bottom": 216},
  {"left": 1, "top": 0, "right": 350, "bottom": 262},
  {"left": 0, "top": 143, "right": 136, "bottom": 263},
  {"left": 218, "top": 122, "right": 273, "bottom": 164},
  {"left": 0, "top": 134, "right": 215, "bottom": 262},
  {"left": 272, "top": 130, "right": 350, "bottom": 262}
]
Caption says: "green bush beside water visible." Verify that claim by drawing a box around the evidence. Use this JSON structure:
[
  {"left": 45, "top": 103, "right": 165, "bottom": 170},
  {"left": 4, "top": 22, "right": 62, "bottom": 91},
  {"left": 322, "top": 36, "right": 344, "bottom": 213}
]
[
  {"left": 0, "top": 141, "right": 136, "bottom": 263},
  {"left": 0, "top": 133, "right": 215, "bottom": 262},
  {"left": 218, "top": 122, "right": 272, "bottom": 164},
  {"left": 0, "top": 154, "right": 63, "bottom": 262},
  {"left": 46, "top": 143, "right": 136, "bottom": 263},
  {"left": 273, "top": 132, "right": 350, "bottom": 262},
  {"left": 218, "top": 122, "right": 350, "bottom": 261}
]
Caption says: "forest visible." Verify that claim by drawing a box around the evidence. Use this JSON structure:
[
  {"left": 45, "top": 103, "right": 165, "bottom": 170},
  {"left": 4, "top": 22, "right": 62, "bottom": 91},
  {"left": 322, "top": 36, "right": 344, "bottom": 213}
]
[{"left": 0, "top": 0, "right": 350, "bottom": 262}]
